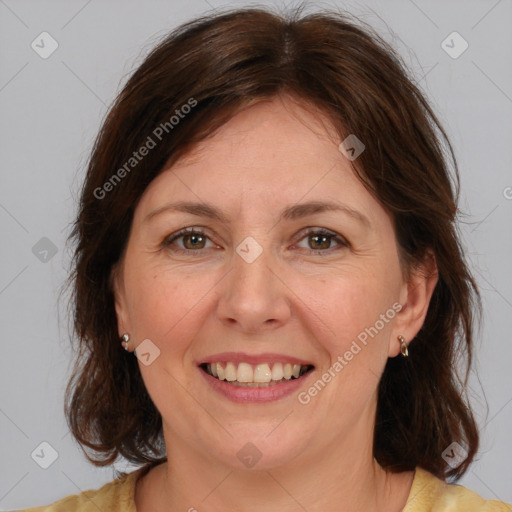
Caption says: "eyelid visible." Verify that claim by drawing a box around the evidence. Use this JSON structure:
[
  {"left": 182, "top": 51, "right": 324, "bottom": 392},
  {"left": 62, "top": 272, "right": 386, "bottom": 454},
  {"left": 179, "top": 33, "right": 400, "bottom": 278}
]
[
  {"left": 162, "top": 226, "right": 349, "bottom": 254},
  {"left": 293, "top": 227, "right": 349, "bottom": 251},
  {"left": 162, "top": 227, "right": 217, "bottom": 249}
]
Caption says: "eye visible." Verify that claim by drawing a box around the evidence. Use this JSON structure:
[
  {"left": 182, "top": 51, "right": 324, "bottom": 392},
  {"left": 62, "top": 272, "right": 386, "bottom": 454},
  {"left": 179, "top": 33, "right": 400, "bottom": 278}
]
[
  {"left": 162, "top": 227, "right": 349, "bottom": 256},
  {"left": 294, "top": 228, "right": 349, "bottom": 254},
  {"left": 162, "top": 227, "right": 217, "bottom": 254}
]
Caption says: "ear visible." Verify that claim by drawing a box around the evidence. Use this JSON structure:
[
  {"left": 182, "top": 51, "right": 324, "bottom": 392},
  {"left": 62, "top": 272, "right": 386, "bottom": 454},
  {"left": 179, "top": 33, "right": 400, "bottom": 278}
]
[
  {"left": 110, "top": 262, "right": 131, "bottom": 337},
  {"left": 388, "top": 251, "right": 438, "bottom": 357}
]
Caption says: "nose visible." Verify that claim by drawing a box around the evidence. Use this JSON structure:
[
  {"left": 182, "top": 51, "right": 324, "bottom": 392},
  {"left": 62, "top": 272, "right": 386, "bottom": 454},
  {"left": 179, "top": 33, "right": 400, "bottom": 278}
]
[{"left": 216, "top": 242, "right": 292, "bottom": 333}]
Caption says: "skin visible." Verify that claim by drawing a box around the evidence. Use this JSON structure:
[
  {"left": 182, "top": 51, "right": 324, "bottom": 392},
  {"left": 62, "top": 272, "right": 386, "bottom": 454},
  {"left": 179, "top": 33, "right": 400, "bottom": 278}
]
[{"left": 113, "top": 94, "right": 438, "bottom": 512}]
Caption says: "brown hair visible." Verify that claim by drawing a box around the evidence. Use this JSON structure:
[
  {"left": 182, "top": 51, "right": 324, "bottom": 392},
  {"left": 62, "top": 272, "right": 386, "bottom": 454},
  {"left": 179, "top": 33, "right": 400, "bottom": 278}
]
[{"left": 64, "top": 5, "right": 480, "bottom": 480}]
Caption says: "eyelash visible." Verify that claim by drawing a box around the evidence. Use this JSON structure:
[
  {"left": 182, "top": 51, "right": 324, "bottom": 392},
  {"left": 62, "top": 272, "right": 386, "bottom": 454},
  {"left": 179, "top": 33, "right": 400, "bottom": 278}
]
[{"left": 162, "top": 227, "right": 349, "bottom": 256}]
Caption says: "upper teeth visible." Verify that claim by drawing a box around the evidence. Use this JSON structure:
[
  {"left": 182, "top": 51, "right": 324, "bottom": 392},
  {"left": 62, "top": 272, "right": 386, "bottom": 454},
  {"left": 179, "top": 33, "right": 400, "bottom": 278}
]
[{"left": 207, "top": 362, "right": 306, "bottom": 383}]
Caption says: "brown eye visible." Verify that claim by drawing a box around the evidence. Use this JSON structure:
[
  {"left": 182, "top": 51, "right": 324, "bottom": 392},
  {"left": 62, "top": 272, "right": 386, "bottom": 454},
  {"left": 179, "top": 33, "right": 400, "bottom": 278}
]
[
  {"left": 309, "top": 233, "right": 332, "bottom": 250},
  {"left": 295, "top": 228, "right": 349, "bottom": 254},
  {"left": 182, "top": 232, "right": 206, "bottom": 249},
  {"left": 163, "top": 228, "right": 215, "bottom": 253}
]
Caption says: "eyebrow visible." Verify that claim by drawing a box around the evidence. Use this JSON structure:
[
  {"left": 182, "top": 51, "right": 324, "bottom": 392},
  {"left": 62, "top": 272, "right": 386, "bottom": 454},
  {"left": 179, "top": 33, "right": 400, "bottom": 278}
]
[{"left": 144, "top": 200, "right": 370, "bottom": 227}]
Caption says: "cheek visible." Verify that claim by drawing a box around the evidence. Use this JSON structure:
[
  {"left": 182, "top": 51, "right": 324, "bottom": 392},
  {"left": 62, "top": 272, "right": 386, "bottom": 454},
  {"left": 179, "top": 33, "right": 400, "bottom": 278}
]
[
  {"left": 124, "top": 262, "right": 211, "bottom": 346},
  {"left": 124, "top": 266, "right": 213, "bottom": 400},
  {"left": 298, "top": 277, "right": 396, "bottom": 418},
  {"left": 298, "top": 267, "right": 399, "bottom": 405},
  {"left": 305, "top": 271, "right": 396, "bottom": 344}
]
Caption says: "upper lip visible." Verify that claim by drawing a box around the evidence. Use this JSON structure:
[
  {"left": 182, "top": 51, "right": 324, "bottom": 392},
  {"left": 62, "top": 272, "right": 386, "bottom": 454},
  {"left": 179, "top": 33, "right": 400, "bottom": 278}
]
[{"left": 197, "top": 352, "right": 315, "bottom": 367}]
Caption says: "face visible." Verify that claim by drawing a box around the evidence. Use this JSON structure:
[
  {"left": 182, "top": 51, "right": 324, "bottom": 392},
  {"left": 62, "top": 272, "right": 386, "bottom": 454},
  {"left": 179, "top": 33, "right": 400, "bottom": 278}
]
[{"left": 113, "top": 95, "right": 432, "bottom": 471}]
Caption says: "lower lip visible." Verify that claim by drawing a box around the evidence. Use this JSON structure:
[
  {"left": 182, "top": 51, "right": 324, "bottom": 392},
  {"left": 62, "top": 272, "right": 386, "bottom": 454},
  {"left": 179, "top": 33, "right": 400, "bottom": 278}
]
[{"left": 199, "top": 367, "right": 314, "bottom": 403}]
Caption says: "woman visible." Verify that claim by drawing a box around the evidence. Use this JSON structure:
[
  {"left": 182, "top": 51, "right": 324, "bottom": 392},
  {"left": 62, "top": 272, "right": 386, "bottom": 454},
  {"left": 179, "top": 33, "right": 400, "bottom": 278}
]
[{"left": 22, "top": 6, "right": 511, "bottom": 512}]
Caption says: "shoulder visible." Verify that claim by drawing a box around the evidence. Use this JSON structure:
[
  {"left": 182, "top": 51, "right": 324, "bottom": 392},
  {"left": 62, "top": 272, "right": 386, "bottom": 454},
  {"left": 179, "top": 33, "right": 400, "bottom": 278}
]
[
  {"left": 404, "top": 467, "right": 511, "bottom": 512},
  {"left": 15, "top": 467, "right": 146, "bottom": 512}
]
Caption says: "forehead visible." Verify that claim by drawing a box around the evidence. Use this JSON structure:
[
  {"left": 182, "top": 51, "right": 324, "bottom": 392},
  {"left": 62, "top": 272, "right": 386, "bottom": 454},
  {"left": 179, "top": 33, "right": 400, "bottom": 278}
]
[
  {"left": 134, "top": 96, "right": 380, "bottom": 224},
  {"left": 173, "top": 96, "right": 340, "bottom": 169}
]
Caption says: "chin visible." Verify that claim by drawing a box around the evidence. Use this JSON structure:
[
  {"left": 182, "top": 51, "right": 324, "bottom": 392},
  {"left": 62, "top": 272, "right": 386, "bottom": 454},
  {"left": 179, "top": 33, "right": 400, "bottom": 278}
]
[{"left": 204, "top": 427, "right": 312, "bottom": 471}]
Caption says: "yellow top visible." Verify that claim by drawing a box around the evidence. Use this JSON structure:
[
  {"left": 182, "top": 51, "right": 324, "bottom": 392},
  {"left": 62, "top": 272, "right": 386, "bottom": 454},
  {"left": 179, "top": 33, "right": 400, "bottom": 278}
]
[{"left": 18, "top": 466, "right": 511, "bottom": 512}]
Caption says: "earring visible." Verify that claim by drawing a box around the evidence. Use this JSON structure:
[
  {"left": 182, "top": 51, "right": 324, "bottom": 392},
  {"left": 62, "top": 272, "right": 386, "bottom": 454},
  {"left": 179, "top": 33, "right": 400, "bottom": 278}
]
[
  {"left": 121, "top": 333, "right": 130, "bottom": 351},
  {"left": 398, "top": 335, "right": 409, "bottom": 357}
]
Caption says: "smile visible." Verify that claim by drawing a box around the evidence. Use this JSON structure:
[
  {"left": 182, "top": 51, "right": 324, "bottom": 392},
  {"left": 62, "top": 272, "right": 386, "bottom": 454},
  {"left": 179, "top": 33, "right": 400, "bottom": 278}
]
[{"left": 200, "top": 361, "right": 314, "bottom": 388}]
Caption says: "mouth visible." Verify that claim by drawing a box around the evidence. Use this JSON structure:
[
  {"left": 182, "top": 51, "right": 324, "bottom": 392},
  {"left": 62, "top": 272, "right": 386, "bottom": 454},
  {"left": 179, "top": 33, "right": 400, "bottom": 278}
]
[{"left": 199, "top": 361, "right": 315, "bottom": 388}]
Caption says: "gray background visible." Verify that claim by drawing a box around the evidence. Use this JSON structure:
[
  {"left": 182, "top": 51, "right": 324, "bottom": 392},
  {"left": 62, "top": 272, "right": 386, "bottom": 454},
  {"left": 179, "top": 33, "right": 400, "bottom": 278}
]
[{"left": 1, "top": 0, "right": 511, "bottom": 509}]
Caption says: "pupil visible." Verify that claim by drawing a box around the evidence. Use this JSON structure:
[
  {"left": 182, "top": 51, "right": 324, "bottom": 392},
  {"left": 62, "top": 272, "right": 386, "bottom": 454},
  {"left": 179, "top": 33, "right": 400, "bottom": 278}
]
[
  {"left": 312, "top": 235, "right": 329, "bottom": 249},
  {"left": 186, "top": 234, "right": 203, "bottom": 248}
]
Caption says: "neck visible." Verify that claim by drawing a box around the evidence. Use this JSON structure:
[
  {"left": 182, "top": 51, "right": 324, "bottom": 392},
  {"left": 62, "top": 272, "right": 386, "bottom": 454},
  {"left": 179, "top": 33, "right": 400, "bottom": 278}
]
[{"left": 149, "top": 416, "right": 408, "bottom": 512}]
